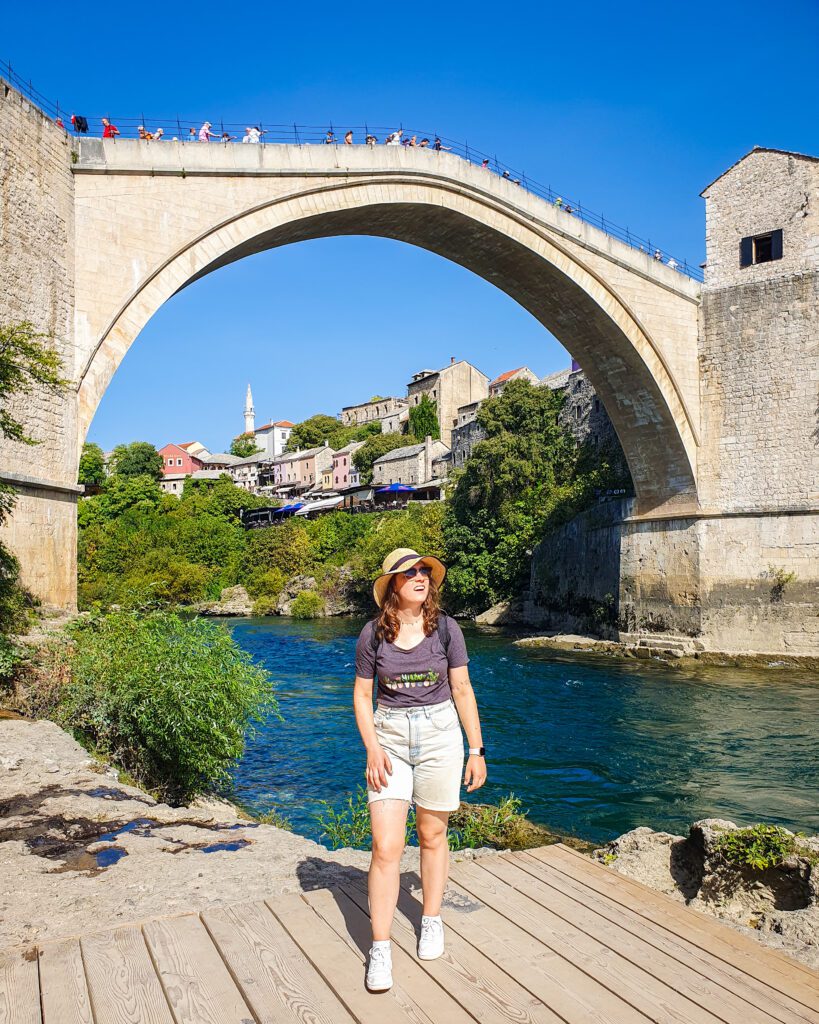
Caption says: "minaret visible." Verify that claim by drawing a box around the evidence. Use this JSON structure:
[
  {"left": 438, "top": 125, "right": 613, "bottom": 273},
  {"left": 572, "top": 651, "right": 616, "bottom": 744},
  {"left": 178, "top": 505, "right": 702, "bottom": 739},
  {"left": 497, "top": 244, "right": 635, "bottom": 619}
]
[{"left": 244, "top": 384, "right": 255, "bottom": 435}]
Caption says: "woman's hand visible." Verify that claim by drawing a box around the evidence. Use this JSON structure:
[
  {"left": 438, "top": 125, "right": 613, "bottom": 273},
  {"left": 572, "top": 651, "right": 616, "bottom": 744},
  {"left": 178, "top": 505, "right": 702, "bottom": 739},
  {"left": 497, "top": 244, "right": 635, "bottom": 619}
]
[
  {"left": 464, "top": 755, "right": 487, "bottom": 793},
  {"left": 366, "top": 745, "right": 393, "bottom": 793}
]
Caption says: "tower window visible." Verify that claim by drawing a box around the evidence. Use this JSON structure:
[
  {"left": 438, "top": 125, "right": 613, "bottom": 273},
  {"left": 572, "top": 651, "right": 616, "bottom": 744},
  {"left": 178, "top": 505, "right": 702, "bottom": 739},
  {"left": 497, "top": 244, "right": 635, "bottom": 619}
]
[{"left": 740, "top": 229, "right": 783, "bottom": 267}]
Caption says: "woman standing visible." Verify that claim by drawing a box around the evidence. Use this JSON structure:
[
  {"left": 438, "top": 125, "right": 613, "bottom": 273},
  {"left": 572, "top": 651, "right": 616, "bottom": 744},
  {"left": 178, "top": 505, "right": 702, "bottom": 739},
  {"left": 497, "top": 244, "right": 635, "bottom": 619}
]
[{"left": 353, "top": 548, "right": 487, "bottom": 992}]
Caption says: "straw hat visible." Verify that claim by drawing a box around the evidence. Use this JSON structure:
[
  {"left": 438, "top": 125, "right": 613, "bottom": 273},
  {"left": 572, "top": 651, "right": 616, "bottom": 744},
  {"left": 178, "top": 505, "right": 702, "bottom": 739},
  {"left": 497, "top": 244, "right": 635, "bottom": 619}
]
[{"left": 372, "top": 548, "right": 446, "bottom": 608}]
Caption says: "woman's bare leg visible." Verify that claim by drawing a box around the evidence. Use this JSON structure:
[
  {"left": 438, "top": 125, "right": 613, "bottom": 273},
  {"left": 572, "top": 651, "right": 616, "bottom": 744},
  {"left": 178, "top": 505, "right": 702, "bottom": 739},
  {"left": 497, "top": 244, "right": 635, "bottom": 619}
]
[
  {"left": 415, "top": 806, "right": 450, "bottom": 916},
  {"left": 368, "top": 799, "right": 409, "bottom": 940}
]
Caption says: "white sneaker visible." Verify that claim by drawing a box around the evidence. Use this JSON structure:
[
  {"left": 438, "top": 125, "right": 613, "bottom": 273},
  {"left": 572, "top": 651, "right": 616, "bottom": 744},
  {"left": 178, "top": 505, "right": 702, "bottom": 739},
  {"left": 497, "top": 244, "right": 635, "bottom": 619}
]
[
  {"left": 366, "top": 943, "right": 393, "bottom": 991},
  {"left": 418, "top": 915, "right": 445, "bottom": 960}
]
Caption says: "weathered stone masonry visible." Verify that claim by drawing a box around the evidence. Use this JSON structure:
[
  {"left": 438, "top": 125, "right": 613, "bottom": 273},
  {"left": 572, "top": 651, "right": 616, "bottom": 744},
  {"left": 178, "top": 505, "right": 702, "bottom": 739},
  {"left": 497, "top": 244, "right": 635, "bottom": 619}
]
[
  {"left": 0, "top": 74, "right": 816, "bottom": 654},
  {"left": 0, "top": 84, "right": 79, "bottom": 610}
]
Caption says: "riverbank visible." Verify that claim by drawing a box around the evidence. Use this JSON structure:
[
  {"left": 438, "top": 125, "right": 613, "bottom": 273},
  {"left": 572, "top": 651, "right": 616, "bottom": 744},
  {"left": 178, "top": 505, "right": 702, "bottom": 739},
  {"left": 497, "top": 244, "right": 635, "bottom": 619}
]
[
  {"left": 0, "top": 717, "right": 499, "bottom": 950},
  {"left": 514, "top": 632, "right": 819, "bottom": 672}
]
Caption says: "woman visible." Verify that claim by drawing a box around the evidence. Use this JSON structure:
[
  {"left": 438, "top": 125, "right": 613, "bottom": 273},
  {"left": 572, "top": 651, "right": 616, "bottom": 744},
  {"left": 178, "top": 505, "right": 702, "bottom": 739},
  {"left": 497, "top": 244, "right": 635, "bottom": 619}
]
[{"left": 353, "top": 548, "right": 487, "bottom": 992}]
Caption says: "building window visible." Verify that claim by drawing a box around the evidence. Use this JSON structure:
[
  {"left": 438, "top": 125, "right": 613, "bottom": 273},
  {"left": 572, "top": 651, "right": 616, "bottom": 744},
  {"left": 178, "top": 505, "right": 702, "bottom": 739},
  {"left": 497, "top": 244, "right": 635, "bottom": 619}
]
[
  {"left": 740, "top": 229, "right": 783, "bottom": 267},
  {"left": 177, "top": 458, "right": 183, "bottom": 465}
]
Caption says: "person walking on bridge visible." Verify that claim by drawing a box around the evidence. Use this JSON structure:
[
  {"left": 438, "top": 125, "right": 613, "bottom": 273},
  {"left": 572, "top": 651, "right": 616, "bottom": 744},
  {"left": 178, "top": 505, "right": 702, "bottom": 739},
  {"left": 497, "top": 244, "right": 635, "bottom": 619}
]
[{"left": 353, "top": 548, "right": 487, "bottom": 992}]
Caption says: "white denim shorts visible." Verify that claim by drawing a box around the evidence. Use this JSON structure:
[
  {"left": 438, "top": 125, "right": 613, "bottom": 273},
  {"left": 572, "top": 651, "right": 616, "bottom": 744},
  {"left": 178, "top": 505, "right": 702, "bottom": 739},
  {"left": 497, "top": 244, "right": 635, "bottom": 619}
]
[{"left": 368, "top": 697, "right": 465, "bottom": 812}]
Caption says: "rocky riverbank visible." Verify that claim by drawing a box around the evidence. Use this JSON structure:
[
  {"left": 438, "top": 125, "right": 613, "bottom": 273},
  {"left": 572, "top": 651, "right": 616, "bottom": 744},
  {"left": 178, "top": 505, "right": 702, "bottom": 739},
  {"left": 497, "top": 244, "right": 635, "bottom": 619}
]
[
  {"left": 515, "top": 632, "right": 819, "bottom": 672},
  {"left": 593, "top": 821, "right": 819, "bottom": 970},
  {"left": 0, "top": 718, "right": 493, "bottom": 951}
]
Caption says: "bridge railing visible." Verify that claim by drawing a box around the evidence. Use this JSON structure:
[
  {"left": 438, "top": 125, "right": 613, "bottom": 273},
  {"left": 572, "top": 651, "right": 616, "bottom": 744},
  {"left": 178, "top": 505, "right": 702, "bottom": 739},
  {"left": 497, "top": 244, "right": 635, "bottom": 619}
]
[{"left": 1, "top": 59, "right": 704, "bottom": 283}]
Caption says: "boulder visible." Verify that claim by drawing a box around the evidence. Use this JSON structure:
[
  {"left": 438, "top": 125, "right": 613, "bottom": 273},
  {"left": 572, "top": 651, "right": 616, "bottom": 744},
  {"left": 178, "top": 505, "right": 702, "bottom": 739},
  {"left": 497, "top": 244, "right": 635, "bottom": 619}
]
[
  {"left": 197, "top": 585, "right": 253, "bottom": 617},
  {"left": 276, "top": 576, "right": 318, "bottom": 616},
  {"left": 593, "top": 826, "right": 702, "bottom": 901},
  {"left": 475, "top": 598, "right": 525, "bottom": 626}
]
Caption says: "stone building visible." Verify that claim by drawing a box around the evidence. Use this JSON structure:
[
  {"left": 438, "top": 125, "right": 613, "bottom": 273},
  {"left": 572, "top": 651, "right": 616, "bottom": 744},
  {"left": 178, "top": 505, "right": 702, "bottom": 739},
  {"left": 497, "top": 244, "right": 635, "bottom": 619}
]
[
  {"left": 406, "top": 358, "right": 489, "bottom": 448},
  {"left": 543, "top": 366, "right": 627, "bottom": 468},
  {"left": 254, "top": 419, "right": 294, "bottom": 458},
  {"left": 339, "top": 396, "right": 408, "bottom": 428},
  {"left": 372, "top": 437, "right": 450, "bottom": 487},
  {"left": 488, "top": 366, "right": 539, "bottom": 398},
  {"left": 230, "top": 452, "right": 270, "bottom": 492},
  {"left": 449, "top": 401, "right": 486, "bottom": 469}
]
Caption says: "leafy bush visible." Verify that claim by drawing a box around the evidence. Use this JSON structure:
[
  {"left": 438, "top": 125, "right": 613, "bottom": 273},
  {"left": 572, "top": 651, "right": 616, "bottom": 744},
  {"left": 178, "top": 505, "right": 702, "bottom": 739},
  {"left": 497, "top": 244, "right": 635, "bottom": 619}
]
[
  {"left": 246, "top": 567, "right": 287, "bottom": 599},
  {"left": 54, "top": 610, "right": 278, "bottom": 800},
  {"left": 0, "top": 634, "right": 22, "bottom": 681},
  {"left": 252, "top": 596, "right": 280, "bottom": 616},
  {"left": 448, "top": 795, "right": 538, "bottom": 850},
  {"left": 316, "top": 785, "right": 416, "bottom": 850},
  {"left": 290, "top": 591, "right": 325, "bottom": 618},
  {"left": 714, "top": 824, "right": 817, "bottom": 870}
]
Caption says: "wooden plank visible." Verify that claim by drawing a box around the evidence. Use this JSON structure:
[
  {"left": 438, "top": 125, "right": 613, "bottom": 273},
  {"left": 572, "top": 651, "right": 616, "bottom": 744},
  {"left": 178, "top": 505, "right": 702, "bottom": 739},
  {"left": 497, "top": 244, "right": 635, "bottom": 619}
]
[
  {"left": 202, "top": 899, "right": 357, "bottom": 1024},
  {"left": 509, "top": 849, "right": 819, "bottom": 1024},
  {"left": 341, "top": 877, "right": 561, "bottom": 1024},
  {"left": 483, "top": 852, "right": 791, "bottom": 1024},
  {"left": 38, "top": 938, "right": 93, "bottom": 1024},
  {"left": 267, "top": 891, "right": 428, "bottom": 1024},
  {"left": 142, "top": 914, "right": 253, "bottom": 1024},
  {"left": 451, "top": 860, "right": 719, "bottom": 1024},
  {"left": 0, "top": 949, "right": 40, "bottom": 1024},
  {"left": 81, "top": 924, "right": 174, "bottom": 1024},
  {"left": 537, "top": 845, "right": 819, "bottom": 1011},
  {"left": 394, "top": 873, "right": 648, "bottom": 1024}
]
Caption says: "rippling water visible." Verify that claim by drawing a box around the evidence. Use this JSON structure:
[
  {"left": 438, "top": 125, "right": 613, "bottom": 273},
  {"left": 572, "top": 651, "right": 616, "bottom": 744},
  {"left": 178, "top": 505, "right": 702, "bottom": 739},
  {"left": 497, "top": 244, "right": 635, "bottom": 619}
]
[{"left": 226, "top": 617, "right": 819, "bottom": 846}]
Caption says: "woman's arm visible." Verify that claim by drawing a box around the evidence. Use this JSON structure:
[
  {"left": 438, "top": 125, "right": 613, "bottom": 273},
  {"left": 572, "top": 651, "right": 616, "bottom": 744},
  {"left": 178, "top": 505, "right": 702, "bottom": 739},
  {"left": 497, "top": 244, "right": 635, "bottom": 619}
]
[
  {"left": 450, "top": 666, "right": 487, "bottom": 793},
  {"left": 353, "top": 674, "right": 392, "bottom": 792}
]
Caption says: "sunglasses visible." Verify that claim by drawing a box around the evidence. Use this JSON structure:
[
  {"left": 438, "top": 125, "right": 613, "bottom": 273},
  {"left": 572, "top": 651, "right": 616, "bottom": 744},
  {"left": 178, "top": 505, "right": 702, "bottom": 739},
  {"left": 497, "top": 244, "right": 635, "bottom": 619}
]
[{"left": 401, "top": 566, "right": 432, "bottom": 579}]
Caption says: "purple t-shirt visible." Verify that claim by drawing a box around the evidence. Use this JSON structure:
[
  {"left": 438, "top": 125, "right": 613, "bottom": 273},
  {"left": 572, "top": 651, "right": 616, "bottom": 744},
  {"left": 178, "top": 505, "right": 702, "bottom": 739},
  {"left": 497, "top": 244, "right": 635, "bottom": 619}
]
[{"left": 355, "top": 617, "right": 470, "bottom": 708}]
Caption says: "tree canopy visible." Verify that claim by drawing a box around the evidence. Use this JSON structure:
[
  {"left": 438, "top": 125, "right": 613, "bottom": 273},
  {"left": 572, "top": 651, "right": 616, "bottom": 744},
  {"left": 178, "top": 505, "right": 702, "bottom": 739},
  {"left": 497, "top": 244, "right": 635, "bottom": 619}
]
[
  {"left": 78, "top": 442, "right": 107, "bottom": 487},
  {"left": 230, "top": 433, "right": 263, "bottom": 458},
  {"left": 286, "top": 414, "right": 381, "bottom": 454},
  {"left": 110, "top": 442, "right": 164, "bottom": 480},
  {"left": 407, "top": 394, "right": 440, "bottom": 440}
]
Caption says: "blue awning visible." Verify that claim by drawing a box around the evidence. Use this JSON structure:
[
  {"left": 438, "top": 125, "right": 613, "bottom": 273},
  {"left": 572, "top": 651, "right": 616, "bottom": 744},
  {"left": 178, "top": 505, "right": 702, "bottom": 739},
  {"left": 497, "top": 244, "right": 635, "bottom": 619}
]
[{"left": 376, "top": 483, "right": 416, "bottom": 493}]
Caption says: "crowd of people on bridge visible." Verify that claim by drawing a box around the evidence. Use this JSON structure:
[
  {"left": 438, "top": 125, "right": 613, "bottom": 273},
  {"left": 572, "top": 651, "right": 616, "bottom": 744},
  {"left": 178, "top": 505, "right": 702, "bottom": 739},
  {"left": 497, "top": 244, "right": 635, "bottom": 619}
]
[{"left": 57, "top": 114, "right": 690, "bottom": 274}]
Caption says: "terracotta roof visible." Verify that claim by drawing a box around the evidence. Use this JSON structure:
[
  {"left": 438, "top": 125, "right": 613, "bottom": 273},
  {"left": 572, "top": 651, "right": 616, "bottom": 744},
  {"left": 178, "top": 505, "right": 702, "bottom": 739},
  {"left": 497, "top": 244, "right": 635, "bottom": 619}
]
[
  {"left": 489, "top": 367, "right": 526, "bottom": 386},
  {"left": 274, "top": 420, "right": 295, "bottom": 427}
]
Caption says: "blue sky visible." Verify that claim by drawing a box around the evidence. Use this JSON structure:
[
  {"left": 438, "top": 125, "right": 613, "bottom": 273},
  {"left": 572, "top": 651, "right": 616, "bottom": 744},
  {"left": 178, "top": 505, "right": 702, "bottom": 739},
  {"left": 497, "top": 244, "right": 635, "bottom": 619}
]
[{"left": 7, "top": 1, "right": 818, "bottom": 452}]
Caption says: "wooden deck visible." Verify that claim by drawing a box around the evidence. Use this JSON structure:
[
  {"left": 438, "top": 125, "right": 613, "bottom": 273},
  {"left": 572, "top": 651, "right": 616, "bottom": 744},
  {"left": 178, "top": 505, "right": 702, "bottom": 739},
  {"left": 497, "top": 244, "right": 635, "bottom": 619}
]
[{"left": 2, "top": 843, "right": 818, "bottom": 1023}]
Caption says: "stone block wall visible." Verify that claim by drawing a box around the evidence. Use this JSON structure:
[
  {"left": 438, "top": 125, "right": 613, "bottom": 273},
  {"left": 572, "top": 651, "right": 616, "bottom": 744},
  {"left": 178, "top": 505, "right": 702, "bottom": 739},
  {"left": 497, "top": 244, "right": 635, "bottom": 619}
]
[{"left": 0, "top": 82, "right": 79, "bottom": 610}]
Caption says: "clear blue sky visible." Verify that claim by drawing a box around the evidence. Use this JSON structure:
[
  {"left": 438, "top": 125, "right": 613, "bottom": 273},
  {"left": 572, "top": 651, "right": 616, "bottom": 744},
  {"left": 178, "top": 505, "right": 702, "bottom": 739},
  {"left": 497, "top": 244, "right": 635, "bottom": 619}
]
[{"left": 7, "top": 1, "right": 818, "bottom": 452}]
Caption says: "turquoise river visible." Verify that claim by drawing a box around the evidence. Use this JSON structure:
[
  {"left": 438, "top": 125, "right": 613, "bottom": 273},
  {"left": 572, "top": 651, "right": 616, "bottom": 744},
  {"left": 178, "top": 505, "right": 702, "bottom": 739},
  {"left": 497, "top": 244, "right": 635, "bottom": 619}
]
[{"left": 226, "top": 616, "right": 819, "bottom": 846}]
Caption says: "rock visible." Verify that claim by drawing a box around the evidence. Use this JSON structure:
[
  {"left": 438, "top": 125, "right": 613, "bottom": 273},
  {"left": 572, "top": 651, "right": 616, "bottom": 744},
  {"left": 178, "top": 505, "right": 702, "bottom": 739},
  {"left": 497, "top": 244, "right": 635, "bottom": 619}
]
[
  {"left": 0, "top": 756, "right": 22, "bottom": 771},
  {"left": 197, "top": 586, "right": 253, "bottom": 617},
  {"left": 276, "top": 576, "right": 318, "bottom": 616},
  {"left": 475, "top": 599, "right": 525, "bottom": 626},
  {"left": 593, "top": 826, "right": 702, "bottom": 901}
]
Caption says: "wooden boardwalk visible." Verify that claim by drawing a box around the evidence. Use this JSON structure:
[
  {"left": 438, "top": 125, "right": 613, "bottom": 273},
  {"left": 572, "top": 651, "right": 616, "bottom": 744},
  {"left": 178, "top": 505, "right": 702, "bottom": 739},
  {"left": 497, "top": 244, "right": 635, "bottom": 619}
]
[{"left": 2, "top": 844, "right": 818, "bottom": 1023}]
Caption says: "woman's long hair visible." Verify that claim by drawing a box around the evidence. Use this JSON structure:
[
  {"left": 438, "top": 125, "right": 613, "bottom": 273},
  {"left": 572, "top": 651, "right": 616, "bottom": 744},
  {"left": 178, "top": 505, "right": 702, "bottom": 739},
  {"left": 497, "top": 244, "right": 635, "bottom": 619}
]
[{"left": 375, "top": 576, "right": 441, "bottom": 643}]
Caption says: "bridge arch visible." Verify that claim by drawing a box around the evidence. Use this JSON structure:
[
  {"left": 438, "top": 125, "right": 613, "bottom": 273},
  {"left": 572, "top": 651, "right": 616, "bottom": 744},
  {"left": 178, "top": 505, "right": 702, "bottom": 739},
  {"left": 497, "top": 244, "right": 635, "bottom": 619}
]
[{"left": 74, "top": 145, "right": 701, "bottom": 513}]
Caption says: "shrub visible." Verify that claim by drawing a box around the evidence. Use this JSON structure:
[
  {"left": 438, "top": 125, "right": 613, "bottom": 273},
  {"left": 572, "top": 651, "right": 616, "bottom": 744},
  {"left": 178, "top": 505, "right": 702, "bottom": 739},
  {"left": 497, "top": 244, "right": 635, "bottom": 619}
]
[
  {"left": 0, "top": 634, "right": 21, "bottom": 682},
  {"left": 245, "top": 567, "right": 287, "bottom": 600},
  {"left": 447, "top": 795, "right": 537, "bottom": 851},
  {"left": 316, "top": 785, "right": 415, "bottom": 850},
  {"left": 714, "top": 824, "right": 818, "bottom": 870},
  {"left": 54, "top": 610, "right": 278, "bottom": 800},
  {"left": 290, "top": 591, "right": 324, "bottom": 618},
  {"left": 252, "top": 596, "right": 279, "bottom": 616}
]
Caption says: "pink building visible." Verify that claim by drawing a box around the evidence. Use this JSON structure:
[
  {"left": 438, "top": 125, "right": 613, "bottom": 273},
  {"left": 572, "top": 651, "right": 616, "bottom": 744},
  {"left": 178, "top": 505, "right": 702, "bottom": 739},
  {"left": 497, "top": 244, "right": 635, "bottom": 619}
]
[
  {"left": 332, "top": 441, "right": 364, "bottom": 489},
  {"left": 159, "top": 442, "right": 205, "bottom": 477}
]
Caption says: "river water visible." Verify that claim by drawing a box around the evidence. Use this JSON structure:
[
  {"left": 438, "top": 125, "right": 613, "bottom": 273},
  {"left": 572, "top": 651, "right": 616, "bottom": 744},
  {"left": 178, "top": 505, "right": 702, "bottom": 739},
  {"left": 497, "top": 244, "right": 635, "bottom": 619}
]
[{"left": 226, "top": 616, "right": 819, "bottom": 847}]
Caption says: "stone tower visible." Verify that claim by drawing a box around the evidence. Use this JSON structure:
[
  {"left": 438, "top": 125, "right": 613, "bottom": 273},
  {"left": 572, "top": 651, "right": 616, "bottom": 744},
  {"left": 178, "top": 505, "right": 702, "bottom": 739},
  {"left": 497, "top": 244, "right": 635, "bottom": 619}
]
[{"left": 244, "top": 384, "right": 255, "bottom": 435}]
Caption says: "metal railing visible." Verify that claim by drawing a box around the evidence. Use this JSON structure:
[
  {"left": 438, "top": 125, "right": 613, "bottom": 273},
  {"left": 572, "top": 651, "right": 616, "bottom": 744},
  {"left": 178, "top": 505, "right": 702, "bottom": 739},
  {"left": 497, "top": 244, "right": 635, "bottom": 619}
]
[{"left": 1, "top": 58, "right": 704, "bottom": 282}]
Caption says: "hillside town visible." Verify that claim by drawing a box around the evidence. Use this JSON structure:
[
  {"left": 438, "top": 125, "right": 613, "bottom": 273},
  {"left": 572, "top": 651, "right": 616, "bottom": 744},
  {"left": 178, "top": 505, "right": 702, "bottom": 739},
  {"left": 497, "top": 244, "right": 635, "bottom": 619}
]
[{"left": 152, "top": 356, "right": 625, "bottom": 522}]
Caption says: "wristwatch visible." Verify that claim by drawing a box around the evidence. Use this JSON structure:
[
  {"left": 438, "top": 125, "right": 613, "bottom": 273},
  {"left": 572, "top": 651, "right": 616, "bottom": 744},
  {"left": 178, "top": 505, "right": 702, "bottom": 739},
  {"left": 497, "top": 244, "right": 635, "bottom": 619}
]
[{"left": 468, "top": 747, "right": 486, "bottom": 757}]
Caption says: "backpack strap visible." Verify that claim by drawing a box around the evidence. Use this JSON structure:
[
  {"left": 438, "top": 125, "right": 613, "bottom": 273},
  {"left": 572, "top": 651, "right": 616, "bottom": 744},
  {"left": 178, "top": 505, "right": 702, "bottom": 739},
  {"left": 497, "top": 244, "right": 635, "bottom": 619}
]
[{"left": 370, "top": 615, "right": 452, "bottom": 655}]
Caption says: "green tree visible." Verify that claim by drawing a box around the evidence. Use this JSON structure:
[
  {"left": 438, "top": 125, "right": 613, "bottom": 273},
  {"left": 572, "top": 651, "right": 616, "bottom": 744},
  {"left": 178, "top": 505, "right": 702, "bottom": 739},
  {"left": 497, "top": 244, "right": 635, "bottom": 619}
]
[
  {"left": 352, "top": 432, "right": 419, "bottom": 485},
  {"left": 0, "top": 321, "right": 68, "bottom": 445},
  {"left": 78, "top": 474, "right": 164, "bottom": 528},
  {"left": 230, "top": 432, "right": 263, "bottom": 458},
  {"left": 78, "top": 442, "right": 106, "bottom": 487},
  {"left": 110, "top": 441, "right": 164, "bottom": 480},
  {"left": 0, "top": 322, "right": 69, "bottom": 644},
  {"left": 408, "top": 394, "right": 440, "bottom": 440},
  {"left": 285, "top": 414, "right": 340, "bottom": 451}
]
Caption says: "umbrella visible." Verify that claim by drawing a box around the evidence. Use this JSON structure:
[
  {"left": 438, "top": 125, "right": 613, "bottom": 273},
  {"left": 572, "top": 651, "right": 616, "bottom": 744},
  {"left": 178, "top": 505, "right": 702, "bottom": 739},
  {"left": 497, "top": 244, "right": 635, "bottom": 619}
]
[{"left": 376, "top": 483, "right": 416, "bottom": 493}]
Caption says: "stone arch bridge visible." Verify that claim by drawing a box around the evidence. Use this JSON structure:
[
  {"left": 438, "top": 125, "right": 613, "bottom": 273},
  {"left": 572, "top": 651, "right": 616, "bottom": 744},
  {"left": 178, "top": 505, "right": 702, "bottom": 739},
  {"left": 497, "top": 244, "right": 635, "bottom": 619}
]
[{"left": 1, "top": 87, "right": 816, "bottom": 654}]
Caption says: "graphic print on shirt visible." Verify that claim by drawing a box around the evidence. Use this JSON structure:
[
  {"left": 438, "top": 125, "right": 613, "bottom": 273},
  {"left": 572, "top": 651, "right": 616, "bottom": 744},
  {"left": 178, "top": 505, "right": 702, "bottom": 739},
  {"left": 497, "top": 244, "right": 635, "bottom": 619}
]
[{"left": 383, "top": 670, "right": 440, "bottom": 690}]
